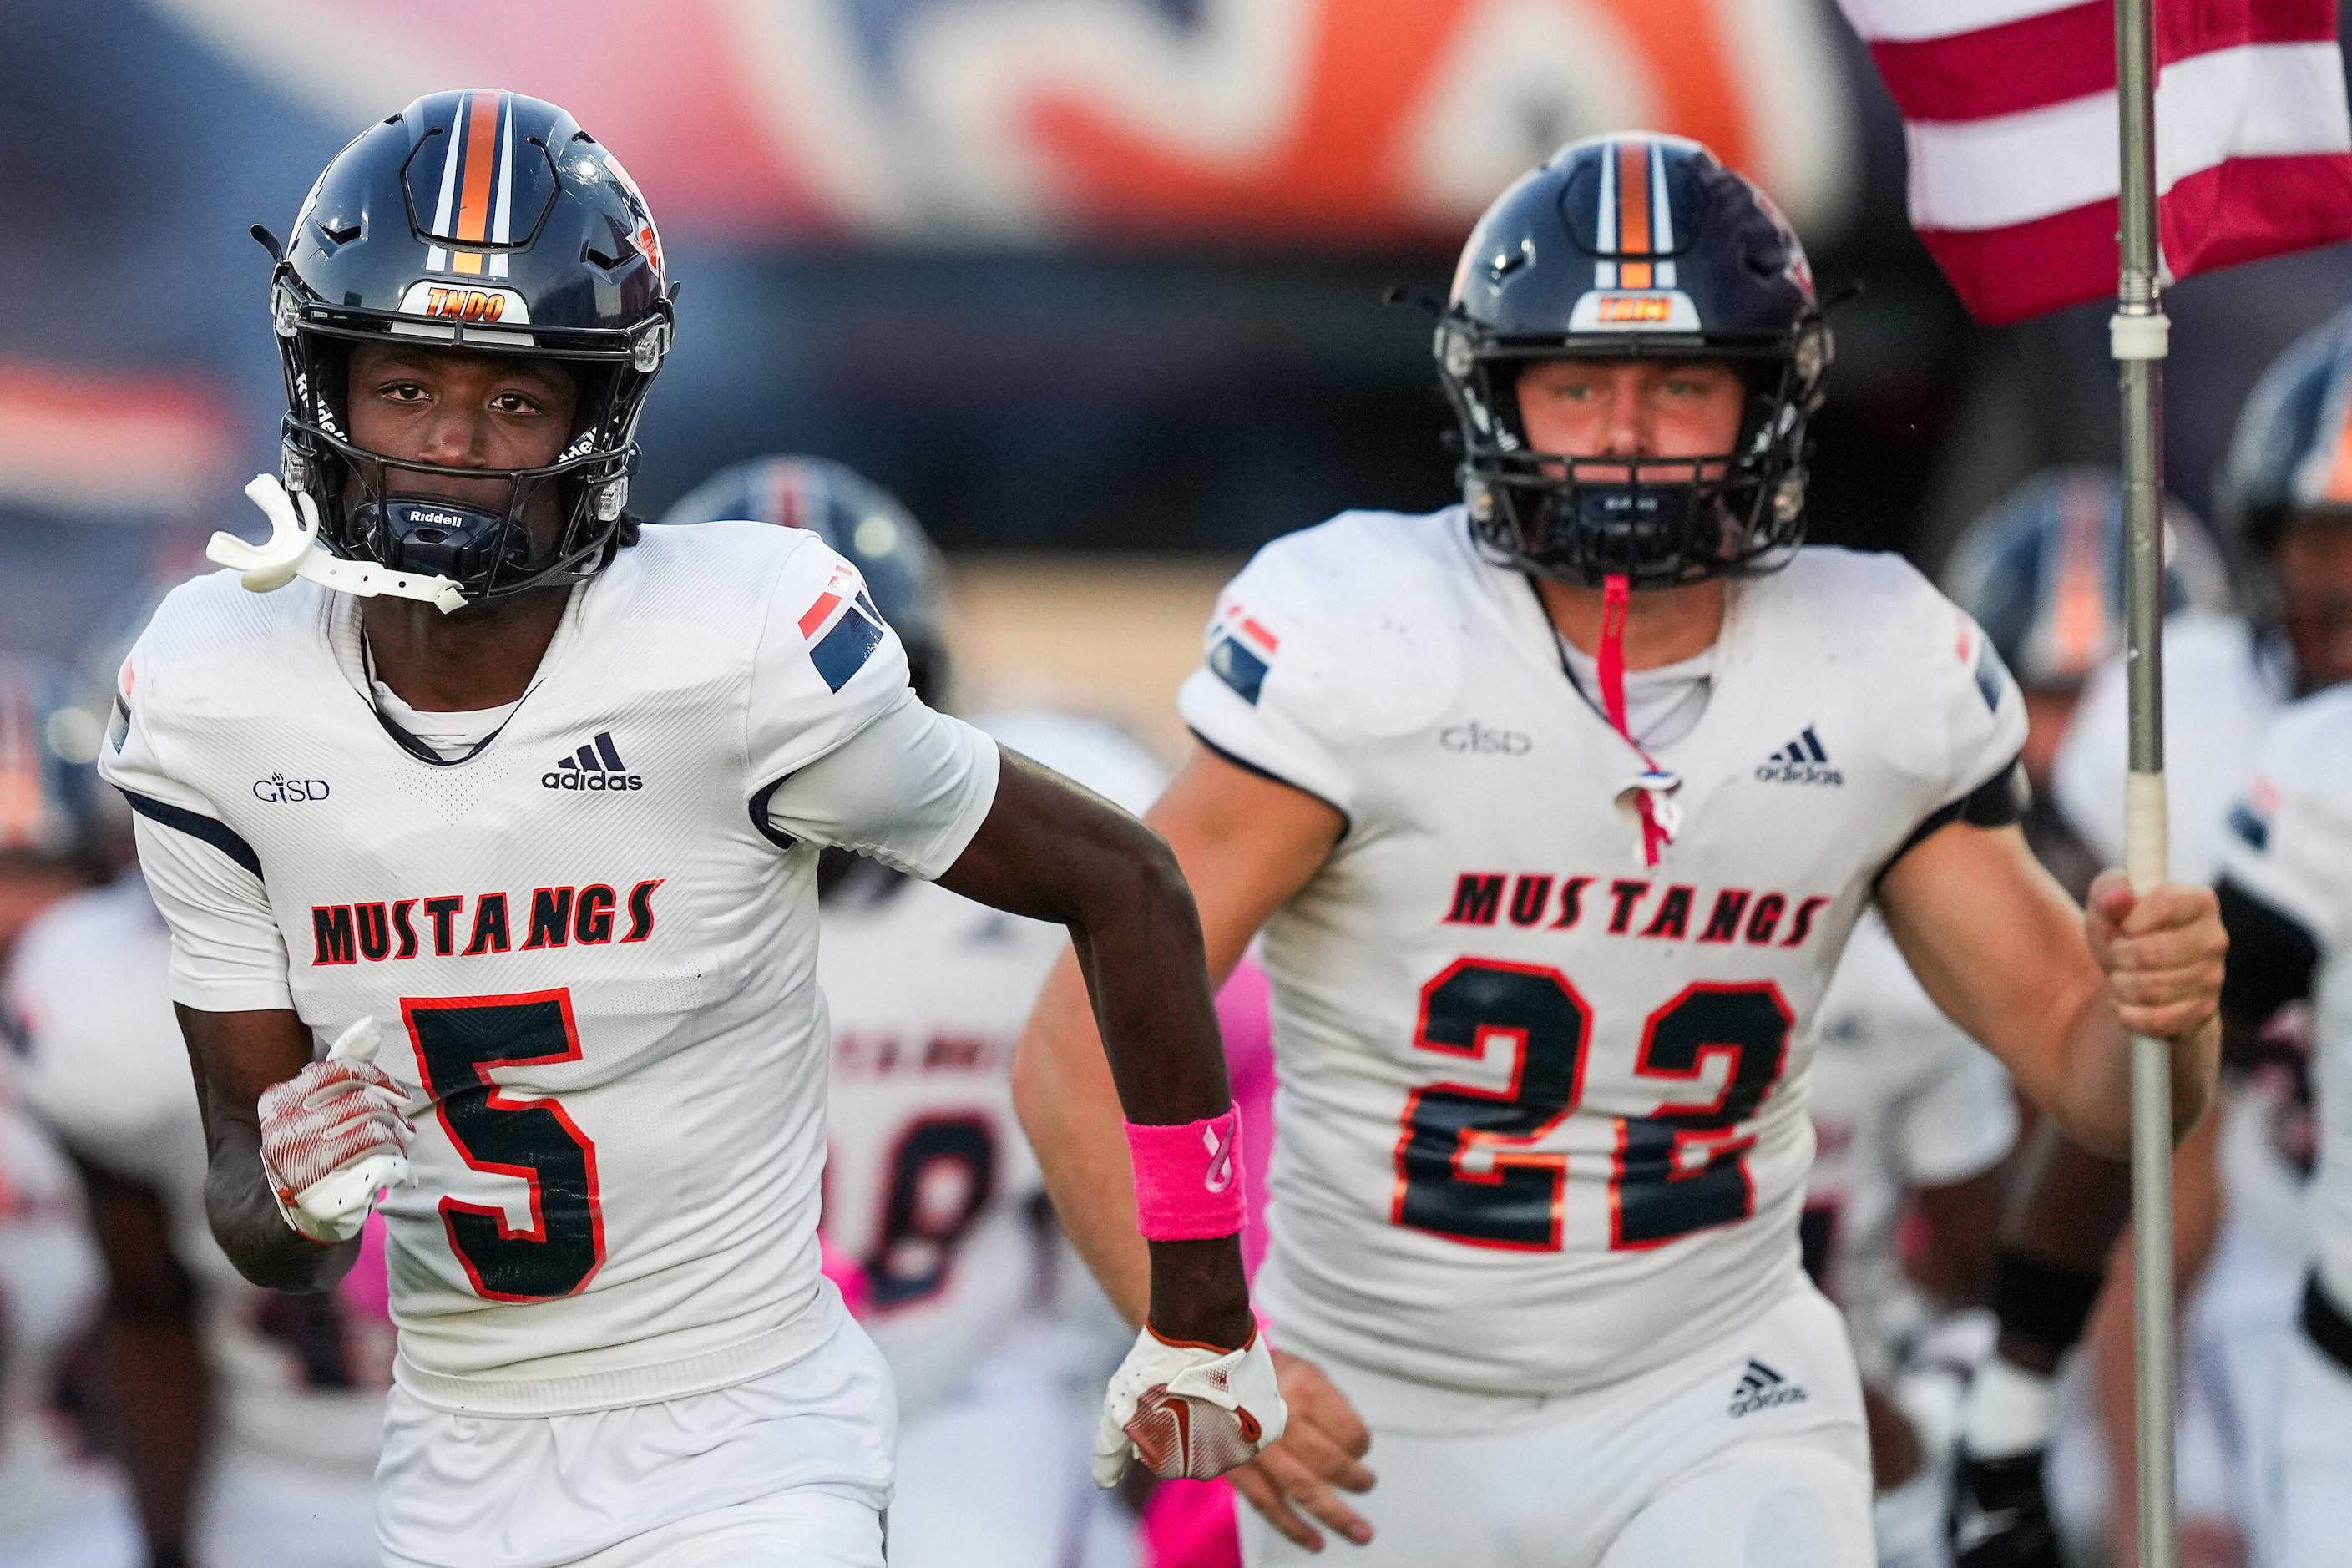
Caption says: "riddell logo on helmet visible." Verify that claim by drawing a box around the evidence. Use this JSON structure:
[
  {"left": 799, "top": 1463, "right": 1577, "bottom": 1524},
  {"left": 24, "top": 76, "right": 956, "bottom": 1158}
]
[{"left": 397, "top": 281, "right": 533, "bottom": 325}]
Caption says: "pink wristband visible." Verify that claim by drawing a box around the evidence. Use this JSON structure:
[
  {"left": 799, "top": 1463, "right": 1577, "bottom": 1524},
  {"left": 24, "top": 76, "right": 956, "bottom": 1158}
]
[{"left": 1128, "top": 1106, "right": 1247, "bottom": 1241}]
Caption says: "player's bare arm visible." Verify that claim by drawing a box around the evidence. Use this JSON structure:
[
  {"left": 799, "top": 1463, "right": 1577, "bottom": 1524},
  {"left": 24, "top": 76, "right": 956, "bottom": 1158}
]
[
  {"left": 176, "top": 1004, "right": 370, "bottom": 1292},
  {"left": 1014, "top": 745, "right": 1338, "bottom": 1318},
  {"left": 938, "top": 746, "right": 1262, "bottom": 1350},
  {"left": 1014, "top": 745, "right": 1371, "bottom": 1548},
  {"left": 1876, "top": 820, "right": 2224, "bottom": 1158}
]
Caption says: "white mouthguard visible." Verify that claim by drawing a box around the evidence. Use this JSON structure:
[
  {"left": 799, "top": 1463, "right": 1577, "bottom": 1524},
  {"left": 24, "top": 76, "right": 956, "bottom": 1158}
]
[{"left": 207, "top": 475, "right": 469, "bottom": 614}]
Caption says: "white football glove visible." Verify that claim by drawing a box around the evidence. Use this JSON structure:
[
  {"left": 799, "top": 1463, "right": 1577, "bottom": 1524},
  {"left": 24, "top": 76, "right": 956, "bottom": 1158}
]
[
  {"left": 258, "top": 1017, "right": 415, "bottom": 1245},
  {"left": 1095, "top": 1325, "right": 1287, "bottom": 1488}
]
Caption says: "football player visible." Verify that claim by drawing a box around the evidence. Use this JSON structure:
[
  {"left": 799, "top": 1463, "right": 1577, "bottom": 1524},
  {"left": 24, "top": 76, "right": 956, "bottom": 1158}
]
[
  {"left": 103, "top": 91, "right": 1278, "bottom": 1568},
  {"left": 661, "top": 454, "right": 1171, "bottom": 1568},
  {"left": 0, "top": 664, "right": 123, "bottom": 1565},
  {"left": 8, "top": 776, "right": 391, "bottom": 1566},
  {"left": 1951, "top": 316, "right": 2352, "bottom": 1568},
  {"left": 2207, "top": 686, "right": 2352, "bottom": 1568},
  {"left": 1804, "top": 907, "right": 2016, "bottom": 1568},
  {"left": 1817, "top": 471, "right": 2227, "bottom": 1568},
  {"left": 1015, "top": 134, "right": 2227, "bottom": 1567}
]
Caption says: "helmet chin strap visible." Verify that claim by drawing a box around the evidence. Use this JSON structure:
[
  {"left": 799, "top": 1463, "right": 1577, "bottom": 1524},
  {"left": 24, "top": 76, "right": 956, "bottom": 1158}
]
[
  {"left": 208, "top": 475, "right": 468, "bottom": 614},
  {"left": 1596, "top": 573, "right": 1680, "bottom": 867}
]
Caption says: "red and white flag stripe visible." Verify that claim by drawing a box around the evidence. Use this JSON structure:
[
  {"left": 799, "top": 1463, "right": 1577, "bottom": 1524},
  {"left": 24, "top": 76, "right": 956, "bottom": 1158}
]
[{"left": 1839, "top": 0, "right": 2352, "bottom": 324}]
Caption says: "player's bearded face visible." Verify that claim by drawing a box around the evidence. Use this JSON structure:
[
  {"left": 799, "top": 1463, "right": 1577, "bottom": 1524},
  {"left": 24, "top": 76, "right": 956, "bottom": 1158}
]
[
  {"left": 1515, "top": 358, "right": 1744, "bottom": 483},
  {"left": 343, "top": 341, "right": 582, "bottom": 556}
]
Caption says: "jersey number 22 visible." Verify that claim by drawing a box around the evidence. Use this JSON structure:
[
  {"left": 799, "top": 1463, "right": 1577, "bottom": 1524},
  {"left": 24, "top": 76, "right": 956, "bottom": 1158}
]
[{"left": 1394, "top": 959, "right": 1790, "bottom": 1251}]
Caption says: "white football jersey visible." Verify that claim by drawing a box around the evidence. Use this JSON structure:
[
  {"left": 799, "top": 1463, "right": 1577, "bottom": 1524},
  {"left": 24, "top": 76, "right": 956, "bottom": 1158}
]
[
  {"left": 7, "top": 873, "right": 389, "bottom": 1472},
  {"left": 819, "top": 709, "right": 1164, "bottom": 1419},
  {"left": 1803, "top": 907, "right": 2016, "bottom": 1383},
  {"left": 2215, "top": 686, "right": 2352, "bottom": 1310},
  {"left": 0, "top": 1090, "right": 109, "bottom": 1544},
  {"left": 1177, "top": 508, "right": 2025, "bottom": 1396},
  {"left": 99, "top": 522, "right": 999, "bottom": 1416},
  {"left": 2052, "top": 610, "right": 2288, "bottom": 885}
]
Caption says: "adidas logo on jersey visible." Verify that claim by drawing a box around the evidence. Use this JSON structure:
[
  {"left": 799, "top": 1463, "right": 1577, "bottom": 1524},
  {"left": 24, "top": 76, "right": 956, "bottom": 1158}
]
[
  {"left": 1753, "top": 727, "right": 1842, "bottom": 787},
  {"left": 1727, "top": 1359, "right": 1808, "bottom": 1418},
  {"left": 543, "top": 731, "right": 645, "bottom": 792}
]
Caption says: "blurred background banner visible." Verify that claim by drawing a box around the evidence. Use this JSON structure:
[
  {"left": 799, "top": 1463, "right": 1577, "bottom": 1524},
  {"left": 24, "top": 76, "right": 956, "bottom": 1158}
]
[
  {"left": 137, "top": 0, "right": 1856, "bottom": 243},
  {"left": 3, "top": 0, "right": 2350, "bottom": 733}
]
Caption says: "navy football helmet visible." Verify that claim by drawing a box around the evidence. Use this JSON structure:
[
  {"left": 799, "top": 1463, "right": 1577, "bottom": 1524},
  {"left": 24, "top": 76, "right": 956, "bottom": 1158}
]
[
  {"left": 266, "top": 89, "right": 674, "bottom": 601},
  {"left": 1943, "top": 468, "right": 2232, "bottom": 694},
  {"left": 2218, "top": 307, "right": 2352, "bottom": 559},
  {"left": 660, "top": 457, "right": 951, "bottom": 706},
  {"left": 1437, "top": 133, "right": 1829, "bottom": 589}
]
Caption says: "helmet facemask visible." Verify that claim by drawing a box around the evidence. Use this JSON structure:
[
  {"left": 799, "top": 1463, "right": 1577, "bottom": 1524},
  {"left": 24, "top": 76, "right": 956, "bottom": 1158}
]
[
  {"left": 273, "top": 270, "right": 668, "bottom": 602},
  {"left": 1440, "top": 323, "right": 1828, "bottom": 591}
]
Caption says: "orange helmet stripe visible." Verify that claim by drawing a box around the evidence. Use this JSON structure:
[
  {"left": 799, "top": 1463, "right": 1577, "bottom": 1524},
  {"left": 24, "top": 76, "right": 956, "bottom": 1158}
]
[
  {"left": 1617, "top": 139, "right": 1653, "bottom": 290},
  {"left": 450, "top": 91, "right": 503, "bottom": 275},
  {"left": 2321, "top": 383, "right": 2352, "bottom": 503}
]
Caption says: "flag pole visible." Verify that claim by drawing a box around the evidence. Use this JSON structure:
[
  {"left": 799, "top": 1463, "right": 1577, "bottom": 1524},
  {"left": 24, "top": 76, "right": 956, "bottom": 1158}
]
[{"left": 2113, "top": 0, "right": 2177, "bottom": 1564}]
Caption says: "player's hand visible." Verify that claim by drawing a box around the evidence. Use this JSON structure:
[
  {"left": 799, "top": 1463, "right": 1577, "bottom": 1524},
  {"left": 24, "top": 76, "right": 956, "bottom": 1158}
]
[
  {"left": 1095, "top": 1323, "right": 1287, "bottom": 1488},
  {"left": 2084, "top": 871, "right": 2227, "bottom": 1042},
  {"left": 1226, "top": 1349, "right": 1376, "bottom": 1553},
  {"left": 258, "top": 1017, "right": 414, "bottom": 1245}
]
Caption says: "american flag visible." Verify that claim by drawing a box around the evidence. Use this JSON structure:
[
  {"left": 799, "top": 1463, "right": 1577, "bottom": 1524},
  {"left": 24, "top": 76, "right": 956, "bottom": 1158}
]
[{"left": 1839, "top": 0, "right": 2352, "bottom": 324}]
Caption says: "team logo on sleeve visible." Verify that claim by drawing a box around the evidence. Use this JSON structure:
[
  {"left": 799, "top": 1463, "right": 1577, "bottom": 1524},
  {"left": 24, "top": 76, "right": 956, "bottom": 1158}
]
[
  {"left": 800, "top": 563, "right": 888, "bottom": 693},
  {"left": 2228, "top": 777, "right": 2280, "bottom": 851},
  {"left": 1207, "top": 605, "right": 1279, "bottom": 706}
]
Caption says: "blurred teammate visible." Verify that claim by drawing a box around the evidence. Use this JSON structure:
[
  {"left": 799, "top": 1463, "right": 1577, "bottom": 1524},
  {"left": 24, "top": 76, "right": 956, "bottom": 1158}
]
[
  {"left": 1017, "top": 134, "right": 2227, "bottom": 1567},
  {"left": 1804, "top": 908, "right": 2016, "bottom": 1568},
  {"left": 1954, "top": 318, "right": 2352, "bottom": 1567},
  {"left": 9, "top": 641, "right": 392, "bottom": 1568},
  {"left": 2208, "top": 686, "right": 2352, "bottom": 1568},
  {"left": 663, "top": 455, "right": 1169, "bottom": 1567},
  {"left": 105, "top": 90, "right": 1274, "bottom": 1568},
  {"left": 0, "top": 662, "right": 118, "bottom": 1565},
  {"left": 1813, "top": 471, "right": 2228, "bottom": 1568}
]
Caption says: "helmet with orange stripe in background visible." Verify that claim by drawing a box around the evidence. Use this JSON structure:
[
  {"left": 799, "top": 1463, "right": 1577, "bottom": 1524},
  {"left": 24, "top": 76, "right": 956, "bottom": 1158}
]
[
  {"left": 261, "top": 89, "right": 674, "bottom": 602},
  {"left": 1941, "top": 468, "right": 2231, "bottom": 788},
  {"left": 1435, "top": 132, "right": 1830, "bottom": 590},
  {"left": 660, "top": 457, "right": 952, "bottom": 709},
  {"left": 2218, "top": 306, "right": 2352, "bottom": 690},
  {"left": 0, "top": 660, "right": 104, "bottom": 968}
]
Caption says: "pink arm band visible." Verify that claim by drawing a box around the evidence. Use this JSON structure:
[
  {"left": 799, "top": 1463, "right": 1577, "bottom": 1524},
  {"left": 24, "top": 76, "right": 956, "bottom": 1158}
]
[{"left": 1127, "top": 1105, "right": 1247, "bottom": 1242}]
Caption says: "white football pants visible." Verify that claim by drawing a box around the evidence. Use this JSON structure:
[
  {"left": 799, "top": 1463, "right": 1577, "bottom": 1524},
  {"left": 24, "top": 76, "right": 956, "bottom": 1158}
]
[{"left": 1238, "top": 1281, "right": 1873, "bottom": 1568}]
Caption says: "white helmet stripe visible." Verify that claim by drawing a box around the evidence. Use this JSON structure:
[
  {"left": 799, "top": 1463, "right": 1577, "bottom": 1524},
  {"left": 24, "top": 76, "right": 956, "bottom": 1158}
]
[{"left": 1594, "top": 138, "right": 1619, "bottom": 291}]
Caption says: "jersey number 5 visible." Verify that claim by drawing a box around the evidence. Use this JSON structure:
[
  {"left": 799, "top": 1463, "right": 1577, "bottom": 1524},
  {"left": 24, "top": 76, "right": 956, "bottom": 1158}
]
[
  {"left": 1394, "top": 960, "right": 1790, "bottom": 1251},
  {"left": 405, "top": 989, "right": 606, "bottom": 1302}
]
